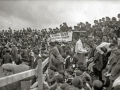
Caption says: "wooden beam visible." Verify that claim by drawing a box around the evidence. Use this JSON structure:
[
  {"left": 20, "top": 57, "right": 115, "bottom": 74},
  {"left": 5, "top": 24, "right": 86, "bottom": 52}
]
[
  {"left": 0, "top": 69, "right": 36, "bottom": 87},
  {"left": 0, "top": 58, "right": 49, "bottom": 87},
  {"left": 38, "top": 59, "right": 43, "bottom": 90}
]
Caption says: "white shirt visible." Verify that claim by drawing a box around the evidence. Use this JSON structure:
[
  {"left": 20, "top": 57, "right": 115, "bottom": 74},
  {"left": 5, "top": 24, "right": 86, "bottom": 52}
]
[
  {"left": 96, "top": 42, "right": 111, "bottom": 54},
  {"left": 75, "top": 39, "right": 87, "bottom": 53},
  {"left": 113, "top": 76, "right": 120, "bottom": 88}
]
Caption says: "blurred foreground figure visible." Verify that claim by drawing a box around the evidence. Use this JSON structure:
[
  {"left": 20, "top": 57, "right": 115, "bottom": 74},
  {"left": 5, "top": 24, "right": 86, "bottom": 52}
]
[{"left": 1, "top": 56, "right": 30, "bottom": 90}]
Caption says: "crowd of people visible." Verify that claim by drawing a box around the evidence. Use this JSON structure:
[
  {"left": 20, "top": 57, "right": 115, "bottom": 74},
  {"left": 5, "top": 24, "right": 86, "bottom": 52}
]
[{"left": 0, "top": 14, "right": 120, "bottom": 90}]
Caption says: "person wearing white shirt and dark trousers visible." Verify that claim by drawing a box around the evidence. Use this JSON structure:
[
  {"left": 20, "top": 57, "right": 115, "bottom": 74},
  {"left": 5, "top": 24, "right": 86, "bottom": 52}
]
[{"left": 74, "top": 36, "right": 87, "bottom": 67}]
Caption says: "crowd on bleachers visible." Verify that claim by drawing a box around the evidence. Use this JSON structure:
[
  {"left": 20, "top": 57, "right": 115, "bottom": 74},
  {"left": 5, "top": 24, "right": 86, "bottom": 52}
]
[{"left": 0, "top": 14, "right": 120, "bottom": 90}]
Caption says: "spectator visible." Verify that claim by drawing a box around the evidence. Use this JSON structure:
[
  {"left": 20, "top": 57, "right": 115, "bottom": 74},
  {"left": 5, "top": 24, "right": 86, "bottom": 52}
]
[
  {"left": 65, "top": 52, "right": 78, "bottom": 69},
  {"left": 106, "top": 45, "right": 120, "bottom": 90},
  {"left": 11, "top": 44, "right": 18, "bottom": 64},
  {"left": 92, "top": 80, "right": 103, "bottom": 90},
  {"left": 65, "top": 68, "right": 74, "bottom": 85},
  {"left": 72, "top": 77, "right": 83, "bottom": 89},
  {"left": 2, "top": 49, "right": 13, "bottom": 64},
  {"left": 49, "top": 41, "right": 64, "bottom": 71},
  {"left": 74, "top": 35, "right": 87, "bottom": 67}
]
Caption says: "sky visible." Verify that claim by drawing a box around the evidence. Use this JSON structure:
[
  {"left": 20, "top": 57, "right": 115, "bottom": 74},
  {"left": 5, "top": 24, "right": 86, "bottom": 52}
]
[{"left": 0, "top": 0, "right": 120, "bottom": 30}]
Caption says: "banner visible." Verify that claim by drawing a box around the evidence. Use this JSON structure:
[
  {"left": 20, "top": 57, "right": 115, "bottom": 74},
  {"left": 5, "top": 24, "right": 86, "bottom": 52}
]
[{"left": 50, "top": 31, "right": 72, "bottom": 42}]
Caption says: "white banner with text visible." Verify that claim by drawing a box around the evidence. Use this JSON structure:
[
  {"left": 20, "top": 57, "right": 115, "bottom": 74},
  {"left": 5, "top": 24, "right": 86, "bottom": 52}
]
[{"left": 50, "top": 31, "right": 72, "bottom": 42}]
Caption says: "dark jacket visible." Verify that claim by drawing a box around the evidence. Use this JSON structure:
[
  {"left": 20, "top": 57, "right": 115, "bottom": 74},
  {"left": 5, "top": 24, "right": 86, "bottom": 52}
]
[
  {"left": 93, "top": 52, "right": 104, "bottom": 71},
  {"left": 88, "top": 47, "right": 96, "bottom": 59},
  {"left": 1, "top": 47, "right": 8, "bottom": 58},
  {"left": 11, "top": 47, "right": 18, "bottom": 62},
  {"left": 109, "top": 54, "right": 120, "bottom": 80},
  {"left": 65, "top": 57, "right": 78, "bottom": 69},
  {"left": 2, "top": 53, "right": 13, "bottom": 64},
  {"left": 50, "top": 46, "right": 64, "bottom": 64}
]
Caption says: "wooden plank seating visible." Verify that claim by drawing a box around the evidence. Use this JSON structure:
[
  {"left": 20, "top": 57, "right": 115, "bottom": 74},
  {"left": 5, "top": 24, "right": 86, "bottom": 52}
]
[{"left": 0, "top": 57, "right": 49, "bottom": 89}]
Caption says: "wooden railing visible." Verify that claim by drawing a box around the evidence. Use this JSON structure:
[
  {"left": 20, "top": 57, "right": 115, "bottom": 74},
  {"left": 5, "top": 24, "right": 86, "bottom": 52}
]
[{"left": 0, "top": 58, "right": 49, "bottom": 90}]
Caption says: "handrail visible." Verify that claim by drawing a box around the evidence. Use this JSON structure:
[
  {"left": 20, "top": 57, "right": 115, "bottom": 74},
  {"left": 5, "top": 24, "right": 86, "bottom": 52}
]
[{"left": 0, "top": 58, "right": 49, "bottom": 87}]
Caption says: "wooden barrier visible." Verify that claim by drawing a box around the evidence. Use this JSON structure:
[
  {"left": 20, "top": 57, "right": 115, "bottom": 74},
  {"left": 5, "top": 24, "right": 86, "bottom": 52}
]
[
  {"left": 0, "top": 69, "right": 36, "bottom": 87},
  {"left": 0, "top": 58, "right": 49, "bottom": 88},
  {"left": 38, "top": 58, "right": 43, "bottom": 90}
]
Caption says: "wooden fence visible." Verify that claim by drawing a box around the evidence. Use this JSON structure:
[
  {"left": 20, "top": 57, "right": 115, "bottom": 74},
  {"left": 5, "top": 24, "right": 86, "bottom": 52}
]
[{"left": 0, "top": 58, "right": 49, "bottom": 90}]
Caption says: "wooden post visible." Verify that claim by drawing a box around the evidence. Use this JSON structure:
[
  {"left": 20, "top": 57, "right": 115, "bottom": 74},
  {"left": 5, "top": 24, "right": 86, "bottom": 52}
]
[{"left": 38, "top": 59, "right": 43, "bottom": 90}]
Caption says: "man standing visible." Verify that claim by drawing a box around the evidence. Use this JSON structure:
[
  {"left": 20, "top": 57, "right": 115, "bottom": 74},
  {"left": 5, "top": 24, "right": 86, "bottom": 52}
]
[
  {"left": 74, "top": 36, "right": 87, "bottom": 66},
  {"left": 11, "top": 44, "right": 18, "bottom": 64},
  {"left": 49, "top": 42, "right": 64, "bottom": 71},
  {"left": 55, "top": 41, "right": 64, "bottom": 56}
]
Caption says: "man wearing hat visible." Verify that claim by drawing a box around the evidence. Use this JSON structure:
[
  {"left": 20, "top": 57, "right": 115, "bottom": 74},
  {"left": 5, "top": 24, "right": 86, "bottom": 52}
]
[
  {"left": 55, "top": 41, "right": 64, "bottom": 56},
  {"left": 49, "top": 41, "right": 64, "bottom": 71},
  {"left": 2, "top": 56, "right": 30, "bottom": 90}
]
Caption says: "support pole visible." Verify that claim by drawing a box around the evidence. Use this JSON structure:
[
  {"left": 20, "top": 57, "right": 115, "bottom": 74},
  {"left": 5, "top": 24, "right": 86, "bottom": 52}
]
[{"left": 38, "top": 59, "right": 43, "bottom": 90}]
